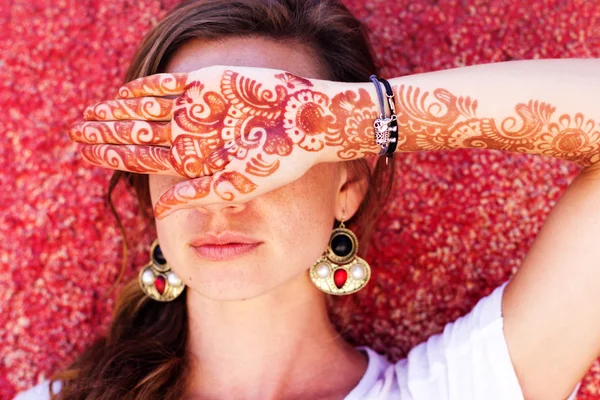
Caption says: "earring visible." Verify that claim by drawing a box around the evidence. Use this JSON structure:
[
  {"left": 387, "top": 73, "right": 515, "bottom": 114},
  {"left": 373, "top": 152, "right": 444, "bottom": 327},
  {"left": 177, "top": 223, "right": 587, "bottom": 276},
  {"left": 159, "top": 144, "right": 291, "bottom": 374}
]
[
  {"left": 309, "top": 220, "right": 371, "bottom": 295},
  {"left": 138, "top": 239, "right": 185, "bottom": 302}
]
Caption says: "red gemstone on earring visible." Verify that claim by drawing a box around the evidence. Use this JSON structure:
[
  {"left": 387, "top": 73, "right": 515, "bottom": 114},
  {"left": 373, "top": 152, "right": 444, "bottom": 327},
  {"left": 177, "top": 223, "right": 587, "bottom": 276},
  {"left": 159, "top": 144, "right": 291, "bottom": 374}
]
[
  {"left": 333, "top": 269, "right": 347, "bottom": 289},
  {"left": 155, "top": 275, "right": 166, "bottom": 294}
]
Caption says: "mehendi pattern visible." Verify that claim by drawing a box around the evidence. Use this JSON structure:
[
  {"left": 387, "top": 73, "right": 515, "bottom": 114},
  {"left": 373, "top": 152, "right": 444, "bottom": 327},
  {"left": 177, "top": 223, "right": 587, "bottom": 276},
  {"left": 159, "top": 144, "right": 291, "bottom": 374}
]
[
  {"left": 73, "top": 68, "right": 381, "bottom": 217},
  {"left": 394, "top": 84, "right": 600, "bottom": 166},
  {"left": 71, "top": 67, "right": 600, "bottom": 218}
]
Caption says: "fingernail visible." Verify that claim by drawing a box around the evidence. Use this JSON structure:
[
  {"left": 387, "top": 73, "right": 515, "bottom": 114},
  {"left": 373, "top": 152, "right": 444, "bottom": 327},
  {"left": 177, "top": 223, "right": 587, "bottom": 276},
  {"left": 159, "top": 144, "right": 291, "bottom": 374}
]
[
  {"left": 83, "top": 106, "right": 93, "bottom": 120},
  {"left": 68, "top": 121, "right": 82, "bottom": 140}
]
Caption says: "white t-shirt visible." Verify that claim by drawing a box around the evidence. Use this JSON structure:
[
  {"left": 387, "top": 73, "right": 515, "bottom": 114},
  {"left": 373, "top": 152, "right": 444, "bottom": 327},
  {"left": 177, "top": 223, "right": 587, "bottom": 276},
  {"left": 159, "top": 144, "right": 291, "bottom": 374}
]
[{"left": 14, "top": 280, "right": 581, "bottom": 400}]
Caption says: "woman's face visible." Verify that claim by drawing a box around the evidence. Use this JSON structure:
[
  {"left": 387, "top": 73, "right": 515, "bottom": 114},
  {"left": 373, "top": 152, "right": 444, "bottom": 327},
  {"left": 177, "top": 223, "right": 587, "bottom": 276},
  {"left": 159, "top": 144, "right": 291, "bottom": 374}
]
[{"left": 149, "top": 36, "right": 361, "bottom": 301}]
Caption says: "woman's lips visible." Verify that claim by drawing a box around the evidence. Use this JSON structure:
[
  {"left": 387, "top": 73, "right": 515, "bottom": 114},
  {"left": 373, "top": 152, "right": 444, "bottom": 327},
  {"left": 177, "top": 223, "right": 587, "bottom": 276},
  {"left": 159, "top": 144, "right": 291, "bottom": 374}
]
[{"left": 191, "top": 242, "right": 261, "bottom": 261}]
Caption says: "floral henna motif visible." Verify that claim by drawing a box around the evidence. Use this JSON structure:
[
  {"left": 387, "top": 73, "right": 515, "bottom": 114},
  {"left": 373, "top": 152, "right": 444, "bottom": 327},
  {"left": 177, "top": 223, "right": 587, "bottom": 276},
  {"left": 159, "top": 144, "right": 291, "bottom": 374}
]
[
  {"left": 540, "top": 113, "right": 600, "bottom": 165},
  {"left": 393, "top": 84, "right": 600, "bottom": 166},
  {"left": 284, "top": 90, "right": 334, "bottom": 151}
]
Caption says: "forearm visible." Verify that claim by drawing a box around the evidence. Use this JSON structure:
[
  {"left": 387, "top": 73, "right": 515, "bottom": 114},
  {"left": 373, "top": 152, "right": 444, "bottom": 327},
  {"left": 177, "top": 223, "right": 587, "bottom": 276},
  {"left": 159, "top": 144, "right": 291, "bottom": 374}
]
[{"left": 322, "top": 58, "right": 600, "bottom": 167}]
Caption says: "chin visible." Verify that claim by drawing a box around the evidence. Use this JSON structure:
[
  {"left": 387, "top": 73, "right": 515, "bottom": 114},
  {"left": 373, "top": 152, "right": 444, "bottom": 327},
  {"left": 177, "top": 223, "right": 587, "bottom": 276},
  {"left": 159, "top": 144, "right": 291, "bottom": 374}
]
[
  {"left": 186, "top": 277, "right": 282, "bottom": 302},
  {"left": 181, "top": 259, "right": 282, "bottom": 302}
]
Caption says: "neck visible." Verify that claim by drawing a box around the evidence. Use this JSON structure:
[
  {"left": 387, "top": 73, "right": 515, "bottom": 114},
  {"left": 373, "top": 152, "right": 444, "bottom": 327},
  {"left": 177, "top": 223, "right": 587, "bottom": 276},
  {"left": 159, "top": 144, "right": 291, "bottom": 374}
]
[{"left": 184, "top": 272, "right": 368, "bottom": 400}]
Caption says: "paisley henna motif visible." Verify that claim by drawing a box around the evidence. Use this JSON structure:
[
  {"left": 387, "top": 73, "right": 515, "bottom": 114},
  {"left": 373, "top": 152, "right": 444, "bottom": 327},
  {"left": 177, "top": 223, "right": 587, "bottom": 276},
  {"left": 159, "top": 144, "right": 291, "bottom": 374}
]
[
  {"left": 214, "top": 171, "right": 258, "bottom": 201},
  {"left": 393, "top": 84, "right": 600, "bottom": 166},
  {"left": 154, "top": 175, "right": 213, "bottom": 217},
  {"left": 327, "top": 89, "right": 381, "bottom": 159},
  {"left": 173, "top": 81, "right": 228, "bottom": 134}
]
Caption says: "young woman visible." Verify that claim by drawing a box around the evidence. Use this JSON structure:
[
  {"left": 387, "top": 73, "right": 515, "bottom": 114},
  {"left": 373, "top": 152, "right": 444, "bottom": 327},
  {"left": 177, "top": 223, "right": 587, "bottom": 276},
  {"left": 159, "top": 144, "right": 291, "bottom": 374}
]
[{"left": 15, "top": 0, "right": 600, "bottom": 399}]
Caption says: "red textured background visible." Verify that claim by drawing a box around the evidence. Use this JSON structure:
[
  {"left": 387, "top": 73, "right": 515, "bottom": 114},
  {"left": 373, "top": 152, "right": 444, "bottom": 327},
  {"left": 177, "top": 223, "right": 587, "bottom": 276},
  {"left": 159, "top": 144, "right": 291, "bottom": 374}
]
[{"left": 1, "top": 0, "right": 599, "bottom": 398}]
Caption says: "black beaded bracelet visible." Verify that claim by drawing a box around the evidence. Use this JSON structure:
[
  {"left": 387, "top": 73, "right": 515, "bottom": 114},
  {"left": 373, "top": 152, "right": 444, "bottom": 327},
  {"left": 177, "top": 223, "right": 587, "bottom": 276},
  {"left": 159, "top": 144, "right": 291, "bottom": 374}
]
[{"left": 377, "top": 77, "right": 398, "bottom": 162}]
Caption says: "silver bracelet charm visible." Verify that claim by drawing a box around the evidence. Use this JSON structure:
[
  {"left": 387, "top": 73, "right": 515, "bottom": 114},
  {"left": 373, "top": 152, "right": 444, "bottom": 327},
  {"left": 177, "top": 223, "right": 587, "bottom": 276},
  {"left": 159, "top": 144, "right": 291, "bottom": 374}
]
[{"left": 374, "top": 114, "right": 397, "bottom": 155}]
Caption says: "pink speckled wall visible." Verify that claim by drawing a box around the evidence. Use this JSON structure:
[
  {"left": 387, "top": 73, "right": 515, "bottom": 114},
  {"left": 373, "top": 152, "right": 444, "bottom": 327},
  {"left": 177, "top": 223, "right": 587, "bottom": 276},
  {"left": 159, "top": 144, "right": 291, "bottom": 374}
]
[{"left": 1, "top": 0, "right": 599, "bottom": 398}]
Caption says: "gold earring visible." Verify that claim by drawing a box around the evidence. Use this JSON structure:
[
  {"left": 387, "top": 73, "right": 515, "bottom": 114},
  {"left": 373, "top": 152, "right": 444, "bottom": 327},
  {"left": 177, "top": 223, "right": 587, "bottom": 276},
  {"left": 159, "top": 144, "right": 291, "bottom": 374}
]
[
  {"left": 309, "top": 220, "right": 371, "bottom": 295},
  {"left": 138, "top": 239, "right": 185, "bottom": 302}
]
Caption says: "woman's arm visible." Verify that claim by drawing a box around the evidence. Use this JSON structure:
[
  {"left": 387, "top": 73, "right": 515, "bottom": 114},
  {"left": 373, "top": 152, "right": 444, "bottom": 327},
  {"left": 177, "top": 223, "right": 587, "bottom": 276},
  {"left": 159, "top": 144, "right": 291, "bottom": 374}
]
[
  {"left": 76, "top": 58, "right": 600, "bottom": 223},
  {"left": 320, "top": 58, "right": 600, "bottom": 168},
  {"left": 74, "top": 60, "right": 600, "bottom": 397},
  {"left": 500, "top": 160, "right": 600, "bottom": 399},
  {"left": 345, "top": 58, "right": 599, "bottom": 399}
]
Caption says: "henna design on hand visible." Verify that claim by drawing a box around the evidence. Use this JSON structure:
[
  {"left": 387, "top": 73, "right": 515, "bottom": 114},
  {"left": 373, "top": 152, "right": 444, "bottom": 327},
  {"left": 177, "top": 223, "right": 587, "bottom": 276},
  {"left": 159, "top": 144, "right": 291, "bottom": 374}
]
[{"left": 71, "top": 67, "right": 380, "bottom": 218}]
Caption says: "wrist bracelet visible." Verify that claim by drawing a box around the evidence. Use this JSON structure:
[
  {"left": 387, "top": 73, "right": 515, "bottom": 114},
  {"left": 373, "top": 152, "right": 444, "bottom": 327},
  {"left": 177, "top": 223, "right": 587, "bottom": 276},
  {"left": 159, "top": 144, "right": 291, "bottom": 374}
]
[
  {"left": 378, "top": 77, "right": 398, "bottom": 163},
  {"left": 369, "top": 75, "right": 397, "bottom": 163}
]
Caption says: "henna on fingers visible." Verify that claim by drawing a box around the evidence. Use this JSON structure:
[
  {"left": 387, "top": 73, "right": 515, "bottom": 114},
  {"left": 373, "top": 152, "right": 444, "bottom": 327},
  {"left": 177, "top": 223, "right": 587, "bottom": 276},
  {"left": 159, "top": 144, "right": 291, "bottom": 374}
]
[
  {"left": 80, "top": 144, "right": 175, "bottom": 175},
  {"left": 83, "top": 97, "right": 174, "bottom": 121},
  {"left": 118, "top": 72, "right": 189, "bottom": 98},
  {"left": 69, "top": 120, "right": 172, "bottom": 146}
]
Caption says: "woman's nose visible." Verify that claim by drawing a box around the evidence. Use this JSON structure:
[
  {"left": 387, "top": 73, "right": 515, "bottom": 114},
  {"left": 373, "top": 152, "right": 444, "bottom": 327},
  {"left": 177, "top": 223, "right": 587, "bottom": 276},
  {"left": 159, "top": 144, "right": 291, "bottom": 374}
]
[{"left": 198, "top": 202, "right": 247, "bottom": 214}]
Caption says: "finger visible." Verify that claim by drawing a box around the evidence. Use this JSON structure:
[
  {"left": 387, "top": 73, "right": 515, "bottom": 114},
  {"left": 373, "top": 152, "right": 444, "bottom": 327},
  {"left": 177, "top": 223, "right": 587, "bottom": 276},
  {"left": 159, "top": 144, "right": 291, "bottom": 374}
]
[
  {"left": 83, "top": 97, "right": 173, "bottom": 121},
  {"left": 69, "top": 120, "right": 172, "bottom": 146},
  {"left": 118, "top": 73, "right": 189, "bottom": 99},
  {"left": 80, "top": 144, "right": 179, "bottom": 175},
  {"left": 154, "top": 170, "right": 258, "bottom": 220}
]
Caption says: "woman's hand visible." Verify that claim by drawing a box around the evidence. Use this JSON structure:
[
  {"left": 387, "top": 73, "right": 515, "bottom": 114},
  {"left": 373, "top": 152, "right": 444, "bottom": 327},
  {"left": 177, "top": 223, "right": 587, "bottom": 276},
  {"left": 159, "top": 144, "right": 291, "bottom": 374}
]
[{"left": 69, "top": 65, "right": 380, "bottom": 219}]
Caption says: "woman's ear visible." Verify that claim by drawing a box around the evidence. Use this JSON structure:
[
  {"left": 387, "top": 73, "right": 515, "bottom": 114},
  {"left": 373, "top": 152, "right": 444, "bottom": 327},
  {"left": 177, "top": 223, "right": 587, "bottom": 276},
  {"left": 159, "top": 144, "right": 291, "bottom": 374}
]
[{"left": 334, "top": 162, "right": 369, "bottom": 221}]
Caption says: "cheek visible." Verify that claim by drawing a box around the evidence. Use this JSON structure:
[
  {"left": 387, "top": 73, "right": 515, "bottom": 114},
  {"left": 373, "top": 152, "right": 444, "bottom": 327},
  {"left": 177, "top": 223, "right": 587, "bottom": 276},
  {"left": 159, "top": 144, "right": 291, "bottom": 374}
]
[{"left": 264, "top": 164, "right": 340, "bottom": 263}]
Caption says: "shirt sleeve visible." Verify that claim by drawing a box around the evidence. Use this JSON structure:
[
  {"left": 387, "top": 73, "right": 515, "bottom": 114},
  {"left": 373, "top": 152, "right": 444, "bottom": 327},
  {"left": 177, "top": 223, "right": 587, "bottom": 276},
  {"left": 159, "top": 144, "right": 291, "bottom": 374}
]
[
  {"left": 395, "top": 280, "right": 582, "bottom": 400},
  {"left": 13, "top": 380, "right": 61, "bottom": 400}
]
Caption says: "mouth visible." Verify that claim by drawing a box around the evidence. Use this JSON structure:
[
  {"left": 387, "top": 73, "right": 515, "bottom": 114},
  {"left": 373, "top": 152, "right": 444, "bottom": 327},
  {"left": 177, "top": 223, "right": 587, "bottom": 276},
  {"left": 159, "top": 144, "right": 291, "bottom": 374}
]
[
  {"left": 189, "top": 232, "right": 262, "bottom": 261},
  {"left": 191, "top": 242, "right": 262, "bottom": 261}
]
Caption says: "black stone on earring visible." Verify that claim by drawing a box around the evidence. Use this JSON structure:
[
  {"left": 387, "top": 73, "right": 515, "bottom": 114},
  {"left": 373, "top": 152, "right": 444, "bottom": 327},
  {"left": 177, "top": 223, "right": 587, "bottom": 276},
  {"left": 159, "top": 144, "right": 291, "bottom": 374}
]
[
  {"left": 153, "top": 244, "right": 167, "bottom": 265},
  {"left": 331, "top": 233, "right": 353, "bottom": 257}
]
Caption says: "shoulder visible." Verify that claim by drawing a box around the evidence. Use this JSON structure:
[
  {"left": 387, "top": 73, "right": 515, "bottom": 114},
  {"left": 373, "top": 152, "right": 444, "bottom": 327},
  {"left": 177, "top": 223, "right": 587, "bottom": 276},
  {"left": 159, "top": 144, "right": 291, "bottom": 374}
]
[
  {"left": 398, "top": 280, "right": 523, "bottom": 398},
  {"left": 351, "top": 281, "right": 582, "bottom": 400},
  {"left": 13, "top": 380, "right": 62, "bottom": 400}
]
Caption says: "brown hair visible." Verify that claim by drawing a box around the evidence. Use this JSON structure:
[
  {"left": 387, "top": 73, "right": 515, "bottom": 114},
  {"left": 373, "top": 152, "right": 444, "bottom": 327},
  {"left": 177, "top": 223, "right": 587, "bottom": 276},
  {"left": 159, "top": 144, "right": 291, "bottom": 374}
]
[{"left": 50, "top": 0, "right": 395, "bottom": 398}]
